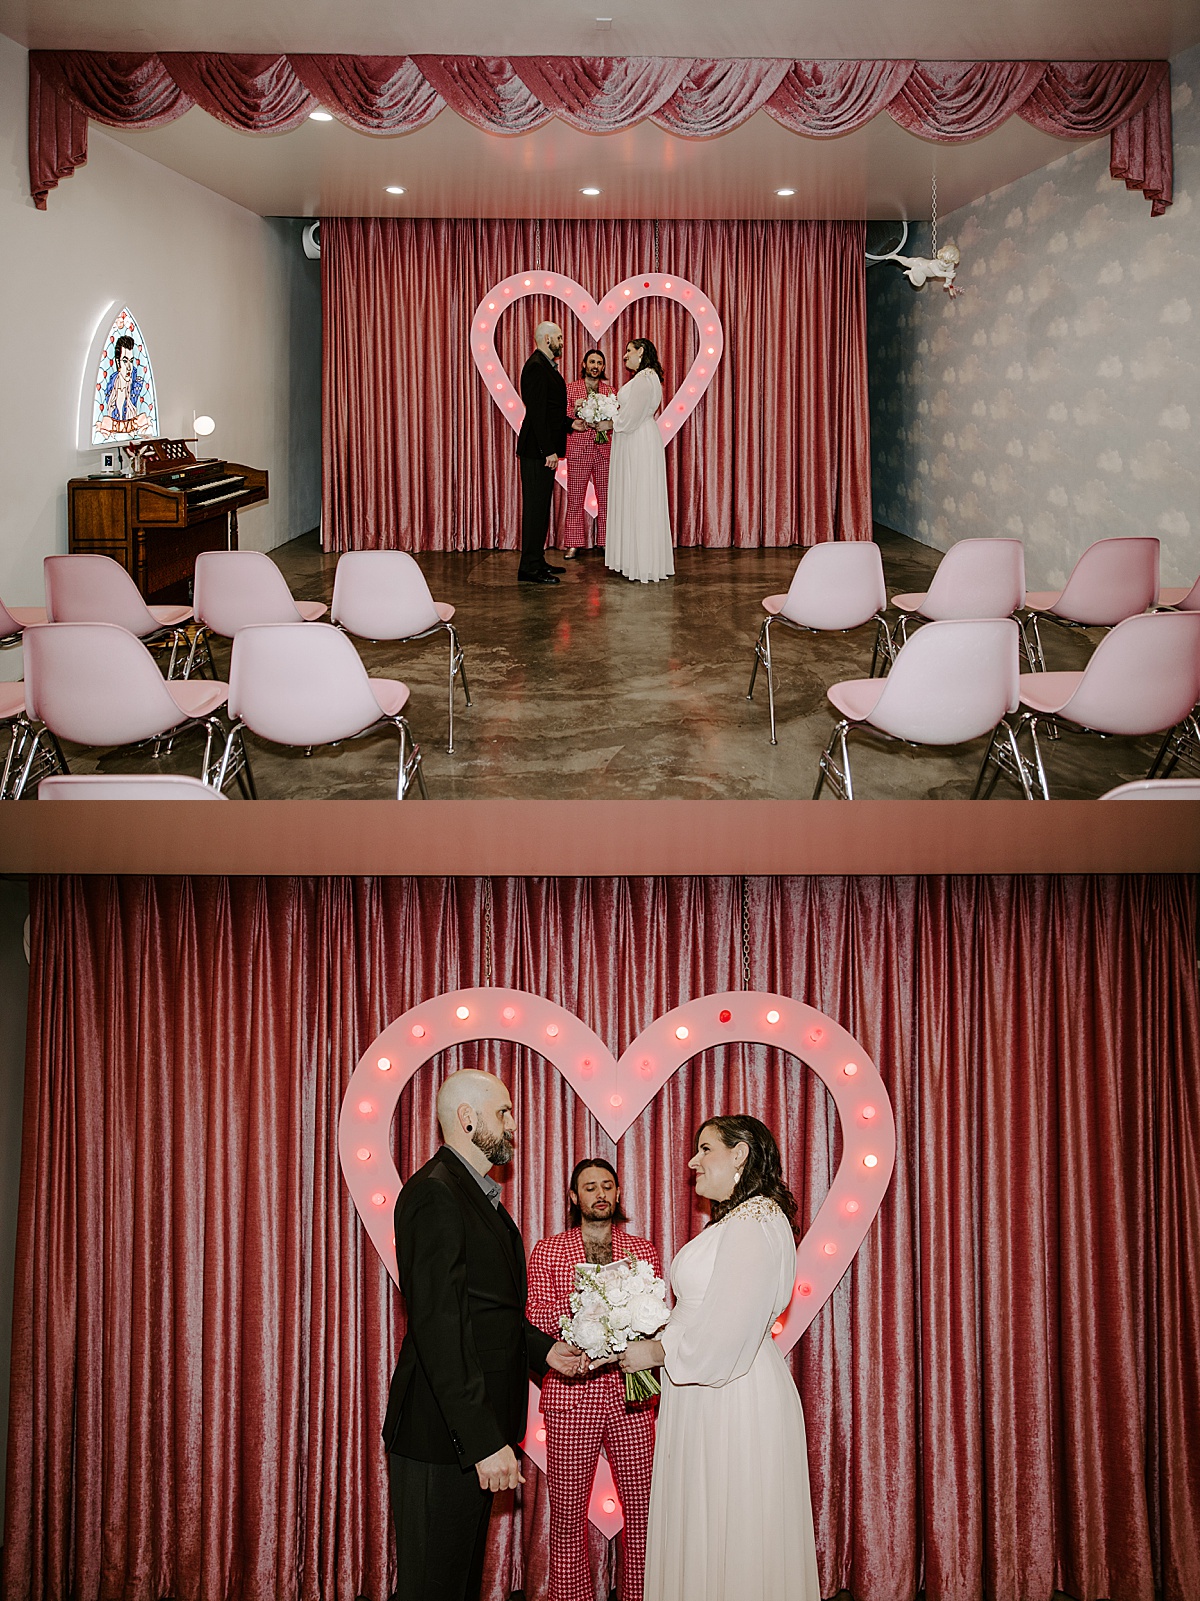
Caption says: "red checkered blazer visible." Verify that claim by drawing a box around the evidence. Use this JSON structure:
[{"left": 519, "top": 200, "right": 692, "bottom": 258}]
[{"left": 527, "top": 1227, "right": 663, "bottom": 1410}]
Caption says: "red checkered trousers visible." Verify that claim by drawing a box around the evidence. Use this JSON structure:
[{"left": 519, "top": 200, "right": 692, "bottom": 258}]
[
  {"left": 561, "top": 380, "right": 614, "bottom": 549},
  {"left": 527, "top": 1226, "right": 662, "bottom": 1601}
]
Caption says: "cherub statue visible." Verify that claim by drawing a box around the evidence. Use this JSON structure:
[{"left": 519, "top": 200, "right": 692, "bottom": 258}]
[{"left": 894, "top": 242, "right": 962, "bottom": 297}]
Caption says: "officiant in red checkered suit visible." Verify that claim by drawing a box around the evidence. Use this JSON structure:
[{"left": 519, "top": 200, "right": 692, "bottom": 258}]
[{"left": 527, "top": 1159, "right": 662, "bottom": 1601}]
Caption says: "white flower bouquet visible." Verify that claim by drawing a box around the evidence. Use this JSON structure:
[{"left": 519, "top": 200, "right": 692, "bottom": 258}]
[
  {"left": 560, "top": 1254, "right": 670, "bottom": 1402},
  {"left": 575, "top": 389, "right": 619, "bottom": 442}
]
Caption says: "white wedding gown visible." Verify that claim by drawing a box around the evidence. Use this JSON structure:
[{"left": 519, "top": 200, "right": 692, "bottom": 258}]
[
  {"left": 643, "top": 1198, "right": 821, "bottom": 1601},
  {"left": 604, "top": 368, "right": 674, "bottom": 584}
]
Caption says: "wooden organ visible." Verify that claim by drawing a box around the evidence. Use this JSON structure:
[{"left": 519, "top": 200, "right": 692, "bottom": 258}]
[{"left": 68, "top": 439, "right": 268, "bottom": 604}]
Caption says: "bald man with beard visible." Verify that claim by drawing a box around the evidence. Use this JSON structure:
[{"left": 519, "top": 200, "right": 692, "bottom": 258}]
[
  {"left": 515, "top": 320, "right": 570, "bottom": 584},
  {"left": 383, "top": 1070, "right": 586, "bottom": 1601}
]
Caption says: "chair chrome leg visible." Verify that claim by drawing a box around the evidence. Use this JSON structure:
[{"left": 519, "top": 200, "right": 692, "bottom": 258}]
[
  {"left": 869, "top": 615, "right": 893, "bottom": 677},
  {"left": 395, "top": 717, "right": 427, "bottom": 799},
  {"left": 1, "top": 718, "right": 29, "bottom": 800},
  {"left": 1023, "top": 613, "right": 1047, "bottom": 673},
  {"left": 212, "top": 719, "right": 247, "bottom": 793},
  {"left": 450, "top": 625, "right": 471, "bottom": 706},
  {"left": 762, "top": 619, "right": 777, "bottom": 745},
  {"left": 747, "top": 619, "right": 766, "bottom": 700},
  {"left": 813, "top": 720, "right": 853, "bottom": 799},
  {"left": 1021, "top": 714, "right": 1051, "bottom": 800},
  {"left": 1151, "top": 711, "right": 1200, "bottom": 779},
  {"left": 971, "top": 726, "right": 1000, "bottom": 799},
  {"left": 12, "top": 726, "right": 67, "bottom": 800}
]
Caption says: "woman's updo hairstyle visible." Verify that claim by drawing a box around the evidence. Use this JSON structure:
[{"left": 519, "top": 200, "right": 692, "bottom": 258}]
[{"left": 699, "top": 1114, "right": 798, "bottom": 1234}]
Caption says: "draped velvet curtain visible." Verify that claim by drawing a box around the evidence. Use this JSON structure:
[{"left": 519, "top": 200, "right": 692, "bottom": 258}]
[
  {"left": 5, "top": 875, "right": 1200, "bottom": 1601},
  {"left": 321, "top": 218, "right": 871, "bottom": 552},
  {"left": 28, "top": 56, "right": 1173, "bottom": 214}
]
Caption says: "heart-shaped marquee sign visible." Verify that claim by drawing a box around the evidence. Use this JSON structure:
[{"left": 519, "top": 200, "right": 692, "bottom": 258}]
[
  {"left": 470, "top": 272, "right": 724, "bottom": 504},
  {"left": 339, "top": 987, "right": 894, "bottom": 1538}
]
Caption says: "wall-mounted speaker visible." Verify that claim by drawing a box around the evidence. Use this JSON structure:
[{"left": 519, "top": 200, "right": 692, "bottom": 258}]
[{"left": 302, "top": 222, "right": 321, "bottom": 260}]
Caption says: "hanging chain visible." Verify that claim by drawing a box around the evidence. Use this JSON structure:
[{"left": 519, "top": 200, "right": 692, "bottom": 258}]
[
  {"left": 534, "top": 218, "right": 542, "bottom": 270},
  {"left": 653, "top": 218, "right": 660, "bottom": 274},
  {"left": 482, "top": 877, "right": 494, "bottom": 987},
  {"left": 931, "top": 165, "right": 938, "bottom": 257},
  {"left": 740, "top": 877, "right": 751, "bottom": 990}
]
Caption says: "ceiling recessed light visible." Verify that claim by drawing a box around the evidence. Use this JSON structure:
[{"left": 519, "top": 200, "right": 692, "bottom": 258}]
[
  {"left": 308, "top": 110, "right": 333, "bottom": 123},
  {"left": 580, "top": 186, "right": 602, "bottom": 196},
  {"left": 775, "top": 187, "right": 796, "bottom": 197},
  {"left": 385, "top": 185, "right": 406, "bottom": 195}
]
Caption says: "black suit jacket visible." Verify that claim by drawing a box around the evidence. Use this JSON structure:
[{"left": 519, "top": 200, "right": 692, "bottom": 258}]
[
  {"left": 516, "top": 351, "right": 568, "bottom": 460},
  {"left": 383, "top": 1147, "right": 554, "bottom": 1468}
]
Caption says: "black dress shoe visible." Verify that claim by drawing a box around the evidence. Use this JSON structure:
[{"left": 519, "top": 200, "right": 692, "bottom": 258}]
[
  {"left": 541, "top": 561, "right": 565, "bottom": 574},
  {"left": 519, "top": 569, "right": 560, "bottom": 585}
]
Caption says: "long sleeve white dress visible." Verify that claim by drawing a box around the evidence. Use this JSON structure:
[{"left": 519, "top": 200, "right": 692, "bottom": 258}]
[
  {"left": 604, "top": 368, "right": 674, "bottom": 584},
  {"left": 642, "top": 1197, "right": 821, "bottom": 1601}
]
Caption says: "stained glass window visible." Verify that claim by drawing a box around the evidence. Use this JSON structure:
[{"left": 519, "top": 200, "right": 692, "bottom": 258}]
[{"left": 90, "top": 307, "right": 158, "bottom": 446}]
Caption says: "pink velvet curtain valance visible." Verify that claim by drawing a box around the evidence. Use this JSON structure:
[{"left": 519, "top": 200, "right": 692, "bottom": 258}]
[{"left": 29, "top": 53, "right": 1173, "bottom": 214}]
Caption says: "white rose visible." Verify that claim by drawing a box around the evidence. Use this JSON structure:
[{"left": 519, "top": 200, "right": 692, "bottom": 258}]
[
  {"left": 627, "top": 1292, "right": 669, "bottom": 1335},
  {"left": 569, "top": 1316, "right": 609, "bottom": 1359}
]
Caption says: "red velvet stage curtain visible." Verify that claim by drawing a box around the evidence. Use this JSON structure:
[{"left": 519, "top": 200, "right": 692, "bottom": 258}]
[
  {"left": 29, "top": 55, "right": 1172, "bottom": 214},
  {"left": 321, "top": 217, "right": 870, "bottom": 552},
  {"left": 5, "top": 876, "right": 1200, "bottom": 1601}
]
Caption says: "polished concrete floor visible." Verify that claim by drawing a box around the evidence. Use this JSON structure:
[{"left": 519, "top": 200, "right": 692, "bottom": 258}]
[{"left": 60, "top": 528, "right": 1169, "bottom": 801}]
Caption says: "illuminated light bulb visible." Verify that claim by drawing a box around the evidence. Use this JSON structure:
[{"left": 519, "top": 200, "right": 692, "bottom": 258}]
[
  {"left": 487, "top": 302, "right": 495, "bottom": 310},
  {"left": 862, "top": 1105, "right": 876, "bottom": 1120},
  {"left": 766, "top": 1009, "right": 780, "bottom": 1024},
  {"left": 602, "top": 1497, "right": 617, "bottom": 1514},
  {"left": 775, "top": 187, "right": 796, "bottom": 197},
  {"left": 698, "top": 305, "right": 707, "bottom": 313},
  {"left": 455, "top": 1005, "right": 470, "bottom": 1020},
  {"left": 546, "top": 1023, "right": 560, "bottom": 1038},
  {"left": 506, "top": 400, "right": 515, "bottom": 409},
  {"left": 356, "top": 1147, "right": 371, "bottom": 1162},
  {"left": 309, "top": 110, "right": 333, "bottom": 122},
  {"left": 809, "top": 1028, "right": 823, "bottom": 1043},
  {"left": 624, "top": 288, "right": 632, "bottom": 297},
  {"left": 503, "top": 286, "right": 512, "bottom": 296},
  {"left": 664, "top": 280, "right": 672, "bottom": 289},
  {"left": 707, "top": 346, "right": 715, "bottom": 354},
  {"left": 797, "top": 1281, "right": 812, "bottom": 1295},
  {"left": 706, "top": 325, "right": 715, "bottom": 333},
  {"left": 377, "top": 1055, "right": 392, "bottom": 1072},
  {"left": 478, "top": 321, "right": 488, "bottom": 331},
  {"left": 410, "top": 1025, "right": 426, "bottom": 1040},
  {"left": 385, "top": 185, "right": 406, "bottom": 195},
  {"left": 688, "top": 386, "right": 697, "bottom": 394},
  {"left": 371, "top": 1191, "right": 388, "bottom": 1206},
  {"left": 675, "top": 1025, "right": 689, "bottom": 1041},
  {"left": 771, "top": 1320, "right": 784, "bottom": 1336},
  {"left": 863, "top": 1153, "right": 879, "bottom": 1169},
  {"left": 358, "top": 1099, "right": 374, "bottom": 1116},
  {"left": 545, "top": 278, "right": 554, "bottom": 287},
  {"left": 698, "top": 367, "right": 707, "bottom": 376},
  {"left": 536, "top": 1427, "right": 547, "bottom": 1442},
  {"left": 719, "top": 1009, "right": 732, "bottom": 1023},
  {"left": 580, "top": 187, "right": 601, "bottom": 196},
  {"left": 502, "top": 1005, "right": 516, "bottom": 1021},
  {"left": 495, "top": 382, "right": 504, "bottom": 391},
  {"left": 843, "top": 1061, "right": 858, "bottom": 1077},
  {"left": 610, "top": 1094, "right": 622, "bottom": 1108},
  {"left": 846, "top": 1199, "right": 860, "bottom": 1214},
  {"left": 524, "top": 277, "right": 532, "bottom": 286},
  {"left": 485, "top": 363, "right": 494, "bottom": 373},
  {"left": 823, "top": 1241, "right": 837, "bottom": 1256},
  {"left": 563, "top": 286, "right": 573, "bottom": 295}
]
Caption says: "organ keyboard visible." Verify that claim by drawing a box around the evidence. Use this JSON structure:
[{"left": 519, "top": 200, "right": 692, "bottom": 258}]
[{"left": 68, "top": 439, "right": 269, "bottom": 604}]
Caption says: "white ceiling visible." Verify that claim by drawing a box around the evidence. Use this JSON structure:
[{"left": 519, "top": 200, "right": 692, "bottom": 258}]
[{"left": 5, "top": 0, "right": 1198, "bottom": 220}]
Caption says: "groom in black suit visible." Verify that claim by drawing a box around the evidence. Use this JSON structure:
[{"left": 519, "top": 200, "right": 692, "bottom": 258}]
[
  {"left": 384, "top": 1069, "right": 585, "bottom": 1601},
  {"left": 516, "top": 321, "right": 570, "bottom": 584}
]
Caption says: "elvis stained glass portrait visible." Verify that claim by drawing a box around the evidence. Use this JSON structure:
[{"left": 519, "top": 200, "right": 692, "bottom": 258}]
[{"left": 90, "top": 307, "right": 158, "bottom": 444}]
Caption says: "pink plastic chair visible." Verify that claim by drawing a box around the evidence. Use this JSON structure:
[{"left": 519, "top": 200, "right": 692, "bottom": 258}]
[
  {"left": 1100, "top": 779, "right": 1200, "bottom": 800},
  {"left": 44, "top": 553, "right": 193, "bottom": 677},
  {"left": 813, "top": 618, "right": 1025, "bottom": 799},
  {"left": 982, "top": 611, "right": 1200, "bottom": 799},
  {"left": 218, "top": 624, "right": 427, "bottom": 799},
  {"left": 1157, "top": 574, "right": 1200, "bottom": 611},
  {"left": 38, "top": 773, "right": 229, "bottom": 799},
  {"left": 1021, "top": 537, "right": 1159, "bottom": 670},
  {"left": 0, "top": 594, "right": 47, "bottom": 649},
  {"left": 891, "top": 537, "right": 1026, "bottom": 647},
  {"left": 331, "top": 551, "right": 470, "bottom": 753},
  {"left": 11, "top": 622, "right": 254, "bottom": 800},
  {"left": 748, "top": 544, "right": 891, "bottom": 745},
  {"left": 192, "top": 551, "right": 328, "bottom": 673}
]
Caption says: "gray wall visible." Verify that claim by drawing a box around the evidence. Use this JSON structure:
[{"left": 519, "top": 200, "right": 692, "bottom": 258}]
[
  {"left": 265, "top": 217, "right": 323, "bottom": 541},
  {"left": 868, "top": 43, "right": 1200, "bottom": 591},
  {"left": 0, "top": 879, "right": 30, "bottom": 1528}
]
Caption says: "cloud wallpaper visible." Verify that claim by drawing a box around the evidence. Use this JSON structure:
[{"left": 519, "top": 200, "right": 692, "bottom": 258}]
[{"left": 867, "top": 43, "right": 1200, "bottom": 591}]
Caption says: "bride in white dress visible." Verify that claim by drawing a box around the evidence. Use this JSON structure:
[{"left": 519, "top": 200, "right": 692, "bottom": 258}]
[
  {"left": 605, "top": 338, "right": 674, "bottom": 584},
  {"left": 621, "top": 1115, "right": 821, "bottom": 1601}
]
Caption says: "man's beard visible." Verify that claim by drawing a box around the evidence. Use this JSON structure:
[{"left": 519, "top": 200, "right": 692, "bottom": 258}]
[{"left": 473, "top": 1126, "right": 514, "bottom": 1166}]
